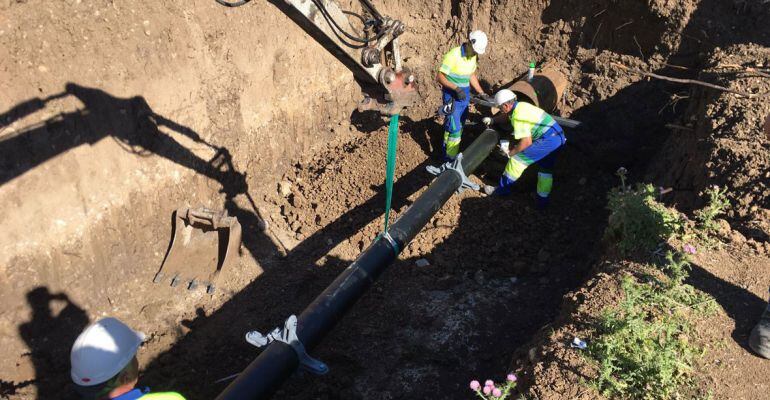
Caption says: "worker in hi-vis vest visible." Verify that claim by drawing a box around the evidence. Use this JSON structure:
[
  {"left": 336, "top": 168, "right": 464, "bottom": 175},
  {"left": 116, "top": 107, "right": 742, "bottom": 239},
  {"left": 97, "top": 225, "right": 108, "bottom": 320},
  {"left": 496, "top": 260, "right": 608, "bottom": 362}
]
[
  {"left": 482, "top": 89, "right": 566, "bottom": 209},
  {"left": 71, "top": 318, "right": 186, "bottom": 400},
  {"left": 436, "top": 30, "right": 489, "bottom": 160}
]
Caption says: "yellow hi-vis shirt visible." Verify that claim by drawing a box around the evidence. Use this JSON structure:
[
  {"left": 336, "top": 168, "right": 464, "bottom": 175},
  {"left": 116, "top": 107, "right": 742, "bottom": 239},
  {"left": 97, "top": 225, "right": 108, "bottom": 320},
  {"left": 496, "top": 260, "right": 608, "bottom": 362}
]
[
  {"left": 438, "top": 46, "right": 477, "bottom": 88},
  {"left": 509, "top": 102, "right": 558, "bottom": 140},
  {"left": 139, "top": 392, "right": 186, "bottom": 400}
]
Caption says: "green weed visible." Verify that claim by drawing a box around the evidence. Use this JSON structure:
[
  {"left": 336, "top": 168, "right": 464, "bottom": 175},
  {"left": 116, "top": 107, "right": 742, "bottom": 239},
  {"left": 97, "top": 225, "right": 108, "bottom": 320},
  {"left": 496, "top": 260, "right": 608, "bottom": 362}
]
[
  {"left": 590, "top": 280, "right": 697, "bottom": 399},
  {"left": 588, "top": 265, "right": 713, "bottom": 399},
  {"left": 694, "top": 185, "right": 729, "bottom": 239},
  {"left": 606, "top": 183, "right": 685, "bottom": 255}
]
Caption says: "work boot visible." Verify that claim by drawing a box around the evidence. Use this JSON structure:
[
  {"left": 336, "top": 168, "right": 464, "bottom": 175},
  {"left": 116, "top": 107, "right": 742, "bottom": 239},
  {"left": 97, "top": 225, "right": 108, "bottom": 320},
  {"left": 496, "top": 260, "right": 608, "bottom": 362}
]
[
  {"left": 482, "top": 185, "right": 497, "bottom": 196},
  {"left": 749, "top": 287, "right": 770, "bottom": 359}
]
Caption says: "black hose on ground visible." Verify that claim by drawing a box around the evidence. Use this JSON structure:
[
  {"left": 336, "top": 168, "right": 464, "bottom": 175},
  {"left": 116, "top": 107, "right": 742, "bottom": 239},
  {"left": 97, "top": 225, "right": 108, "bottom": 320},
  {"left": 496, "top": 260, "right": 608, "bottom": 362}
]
[{"left": 216, "top": 129, "right": 500, "bottom": 400}]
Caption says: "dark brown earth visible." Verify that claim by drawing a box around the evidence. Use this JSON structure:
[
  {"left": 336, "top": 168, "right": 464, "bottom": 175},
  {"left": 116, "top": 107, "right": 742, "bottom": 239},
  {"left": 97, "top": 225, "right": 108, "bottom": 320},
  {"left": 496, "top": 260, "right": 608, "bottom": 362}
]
[{"left": 1, "top": 0, "right": 769, "bottom": 399}]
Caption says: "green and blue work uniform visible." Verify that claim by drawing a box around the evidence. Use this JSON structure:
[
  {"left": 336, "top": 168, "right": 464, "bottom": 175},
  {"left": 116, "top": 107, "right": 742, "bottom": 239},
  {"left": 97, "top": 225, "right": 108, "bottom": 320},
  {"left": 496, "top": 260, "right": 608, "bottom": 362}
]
[
  {"left": 495, "top": 101, "right": 565, "bottom": 207},
  {"left": 439, "top": 45, "right": 477, "bottom": 160},
  {"left": 113, "top": 388, "right": 186, "bottom": 400}
]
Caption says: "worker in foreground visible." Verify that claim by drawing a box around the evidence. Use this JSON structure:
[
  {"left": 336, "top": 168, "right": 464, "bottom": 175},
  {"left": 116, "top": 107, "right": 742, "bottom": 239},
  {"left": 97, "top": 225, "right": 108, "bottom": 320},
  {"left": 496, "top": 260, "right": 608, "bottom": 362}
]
[
  {"left": 71, "top": 317, "right": 185, "bottom": 400},
  {"left": 481, "top": 89, "right": 566, "bottom": 208},
  {"left": 437, "top": 30, "right": 489, "bottom": 161}
]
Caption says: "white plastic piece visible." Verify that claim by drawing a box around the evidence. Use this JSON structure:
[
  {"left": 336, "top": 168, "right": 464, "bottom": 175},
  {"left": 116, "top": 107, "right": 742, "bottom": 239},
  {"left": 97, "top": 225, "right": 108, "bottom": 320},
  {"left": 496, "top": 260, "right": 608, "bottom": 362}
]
[
  {"left": 570, "top": 337, "right": 587, "bottom": 350},
  {"left": 499, "top": 139, "right": 510, "bottom": 155},
  {"left": 245, "top": 315, "right": 329, "bottom": 375}
]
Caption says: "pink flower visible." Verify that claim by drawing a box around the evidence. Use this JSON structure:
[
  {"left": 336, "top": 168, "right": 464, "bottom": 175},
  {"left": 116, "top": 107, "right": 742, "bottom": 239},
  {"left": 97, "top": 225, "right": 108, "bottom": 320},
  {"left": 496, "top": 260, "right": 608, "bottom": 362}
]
[
  {"left": 483, "top": 386, "right": 492, "bottom": 395},
  {"left": 470, "top": 380, "right": 480, "bottom": 390},
  {"left": 683, "top": 244, "right": 696, "bottom": 254},
  {"left": 507, "top": 373, "right": 517, "bottom": 382},
  {"left": 493, "top": 388, "right": 502, "bottom": 397},
  {"left": 485, "top": 379, "right": 494, "bottom": 387}
]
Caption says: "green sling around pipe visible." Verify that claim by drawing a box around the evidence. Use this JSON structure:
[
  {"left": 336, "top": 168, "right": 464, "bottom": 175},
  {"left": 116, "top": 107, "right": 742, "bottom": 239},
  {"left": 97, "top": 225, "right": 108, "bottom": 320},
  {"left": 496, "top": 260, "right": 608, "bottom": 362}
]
[{"left": 382, "top": 114, "right": 400, "bottom": 250}]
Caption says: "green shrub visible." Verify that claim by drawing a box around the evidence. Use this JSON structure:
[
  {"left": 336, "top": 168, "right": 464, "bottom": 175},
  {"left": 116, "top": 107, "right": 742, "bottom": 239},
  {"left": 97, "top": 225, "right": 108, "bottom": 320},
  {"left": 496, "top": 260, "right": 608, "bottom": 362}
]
[
  {"left": 606, "top": 183, "right": 684, "bottom": 255},
  {"left": 588, "top": 263, "right": 714, "bottom": 399},
  {"left": 590, "top": 277, "right": 699, "bottom": 399}
]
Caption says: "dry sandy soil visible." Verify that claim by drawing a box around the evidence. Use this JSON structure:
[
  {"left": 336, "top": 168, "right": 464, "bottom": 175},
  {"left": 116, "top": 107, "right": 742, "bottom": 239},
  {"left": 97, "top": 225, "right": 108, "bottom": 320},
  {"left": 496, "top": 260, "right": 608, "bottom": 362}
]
[{"left": 1, "top": 0, "right": 769, "bottom": 399}]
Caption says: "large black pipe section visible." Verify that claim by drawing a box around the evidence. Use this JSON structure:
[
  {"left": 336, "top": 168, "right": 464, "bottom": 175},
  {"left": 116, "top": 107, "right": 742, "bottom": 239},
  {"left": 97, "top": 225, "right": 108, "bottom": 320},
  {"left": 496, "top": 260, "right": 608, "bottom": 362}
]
[{"left": 217, "top": 129, "right": 500, "bottom": 400}]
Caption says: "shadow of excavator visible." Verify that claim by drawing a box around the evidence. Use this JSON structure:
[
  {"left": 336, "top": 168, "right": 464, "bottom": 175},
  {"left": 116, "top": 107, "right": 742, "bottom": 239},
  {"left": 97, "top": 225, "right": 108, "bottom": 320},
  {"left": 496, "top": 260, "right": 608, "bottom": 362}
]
[{"left": 0, "top": 82, "right": 277, "bottom": 267}]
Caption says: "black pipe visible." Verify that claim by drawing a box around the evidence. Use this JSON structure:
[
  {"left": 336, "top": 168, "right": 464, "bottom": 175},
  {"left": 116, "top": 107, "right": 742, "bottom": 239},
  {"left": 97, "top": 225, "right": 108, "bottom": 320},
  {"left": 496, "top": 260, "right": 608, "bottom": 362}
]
[{"left": 217, "top": 129, "right": 500, "bottom": 400}]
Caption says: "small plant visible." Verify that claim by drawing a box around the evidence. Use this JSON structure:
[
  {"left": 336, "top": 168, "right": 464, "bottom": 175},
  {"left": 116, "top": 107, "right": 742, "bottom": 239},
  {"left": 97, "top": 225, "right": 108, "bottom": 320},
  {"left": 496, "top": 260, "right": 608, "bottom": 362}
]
[
  {"left": 587, "top": 246, "right": 715, "bottom": 399},
  {"left": 606, "top": 182, "right": 684, "bottom": 255},
  {"left": 469, "top": 374, "right": 518, "bottom": 399},
  {"left": 662, "top": 250, "right": 691, "bottom": 286},
  {"left": 694, "top": 185, "right": 729, "bottom": 237},
  {"left": 589, "top": 276, "right": 701, "bottom": 399}
]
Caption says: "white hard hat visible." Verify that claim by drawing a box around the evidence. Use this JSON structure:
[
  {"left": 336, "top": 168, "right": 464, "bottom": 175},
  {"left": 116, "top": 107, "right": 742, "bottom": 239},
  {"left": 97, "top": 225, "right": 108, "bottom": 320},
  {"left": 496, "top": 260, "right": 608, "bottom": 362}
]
[
  {"left": 494, "top": 89, "right": 517, "bottom": 106},
  {"left": 469, "top": 31, "right": 488, "bottom": 55},
  {"left": 71, "top": 318, "right": 145, "bottom": 386}
]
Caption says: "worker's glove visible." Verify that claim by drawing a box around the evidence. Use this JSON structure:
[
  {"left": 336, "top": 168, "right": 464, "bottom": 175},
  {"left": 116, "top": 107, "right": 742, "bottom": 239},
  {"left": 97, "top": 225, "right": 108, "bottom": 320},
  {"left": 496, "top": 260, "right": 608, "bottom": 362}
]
[
  {"left": 498, "top": 139, "right": 510, "bottom": 158},
  {"left": 482, "top": 117, "right": 492, "bottom": 127},
  {"left": 454, "top": 87, "right": 467, "bottom": 101}
]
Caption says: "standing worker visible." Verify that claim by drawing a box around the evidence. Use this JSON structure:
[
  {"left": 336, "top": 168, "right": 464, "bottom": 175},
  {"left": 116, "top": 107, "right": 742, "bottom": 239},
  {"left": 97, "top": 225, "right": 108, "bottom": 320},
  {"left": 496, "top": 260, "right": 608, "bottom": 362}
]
[
  {"left": 70, "top": 317, "right": 186, "bottom": 400},
  {"left": 481, "top": 89, "right": 566, "bottom": 208},
  {"left": 437, "top": 30, "right": 489, "bottom": 160}
]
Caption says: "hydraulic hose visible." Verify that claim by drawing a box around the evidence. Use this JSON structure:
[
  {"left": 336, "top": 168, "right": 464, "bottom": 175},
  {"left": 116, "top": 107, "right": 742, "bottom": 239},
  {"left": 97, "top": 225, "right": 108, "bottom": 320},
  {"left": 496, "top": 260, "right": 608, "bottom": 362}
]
[
  {"left": 216, "top": 129, "right": 500, "bottom": 400},
  {"left": 358, "top": 0, "right": 384, "bottom": 22},
  {"left": 214, "top": 0, "right": 387, "bottom": 49},
  {"left": 309, "top": 0, "right": 387, "bottom": 45}
]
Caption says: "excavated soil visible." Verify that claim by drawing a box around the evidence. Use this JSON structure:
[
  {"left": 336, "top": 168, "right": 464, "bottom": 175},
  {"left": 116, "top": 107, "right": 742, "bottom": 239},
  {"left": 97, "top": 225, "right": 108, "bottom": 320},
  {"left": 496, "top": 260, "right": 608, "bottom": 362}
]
[{"left": 1, "top": 0, "right": 769, "bottom": 399}]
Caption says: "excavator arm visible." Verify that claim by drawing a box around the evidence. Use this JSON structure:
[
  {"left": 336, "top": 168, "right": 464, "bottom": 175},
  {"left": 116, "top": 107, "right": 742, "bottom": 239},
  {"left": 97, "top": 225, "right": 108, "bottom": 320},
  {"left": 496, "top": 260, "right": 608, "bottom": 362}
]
[{"left": 217, "top": 0, "right": 418, "bottom": 115}]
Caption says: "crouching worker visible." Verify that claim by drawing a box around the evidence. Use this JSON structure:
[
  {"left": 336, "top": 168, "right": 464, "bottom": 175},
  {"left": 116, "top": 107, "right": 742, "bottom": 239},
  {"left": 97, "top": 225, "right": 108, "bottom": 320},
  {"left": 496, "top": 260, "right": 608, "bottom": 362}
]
[
  {"left": 71, "top": 317, "right": 185, "bottom": 400},
  {"left": 482, "top": 89, "right": 566, "bottom": 208}
]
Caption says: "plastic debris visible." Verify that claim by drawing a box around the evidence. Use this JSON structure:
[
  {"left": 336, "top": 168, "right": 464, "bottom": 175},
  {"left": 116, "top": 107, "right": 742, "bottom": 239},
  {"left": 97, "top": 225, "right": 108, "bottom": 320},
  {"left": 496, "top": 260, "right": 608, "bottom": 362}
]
[{"left": 570, "top": 337, "right": 587, "bottom": 349}]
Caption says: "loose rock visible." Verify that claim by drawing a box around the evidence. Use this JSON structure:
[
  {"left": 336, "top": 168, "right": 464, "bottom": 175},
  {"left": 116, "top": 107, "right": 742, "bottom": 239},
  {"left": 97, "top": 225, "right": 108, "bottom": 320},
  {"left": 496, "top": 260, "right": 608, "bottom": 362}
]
[{"left": 278, "top": 181, "right": 292, "bottom": 197}]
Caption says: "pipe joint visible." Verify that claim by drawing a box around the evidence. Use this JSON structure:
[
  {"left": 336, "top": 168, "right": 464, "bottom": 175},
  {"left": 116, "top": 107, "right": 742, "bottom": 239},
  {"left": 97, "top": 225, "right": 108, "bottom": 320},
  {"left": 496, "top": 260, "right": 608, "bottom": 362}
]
[
  {"left": 245, "top": 315, "right": 329, "bottom": 376},
  {"left": 425, "top": 153, "right": 480, "bottom": 193}
]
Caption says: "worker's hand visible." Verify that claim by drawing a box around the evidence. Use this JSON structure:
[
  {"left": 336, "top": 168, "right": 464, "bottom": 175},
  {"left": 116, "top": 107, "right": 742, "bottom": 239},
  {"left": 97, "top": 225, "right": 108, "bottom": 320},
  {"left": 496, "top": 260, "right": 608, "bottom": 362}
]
[
  {"left": 454, "top": 87, "right": 467, "bottom": 101},
  {"left": 482, "top": 117, "right": 492, "bottom": 127}
]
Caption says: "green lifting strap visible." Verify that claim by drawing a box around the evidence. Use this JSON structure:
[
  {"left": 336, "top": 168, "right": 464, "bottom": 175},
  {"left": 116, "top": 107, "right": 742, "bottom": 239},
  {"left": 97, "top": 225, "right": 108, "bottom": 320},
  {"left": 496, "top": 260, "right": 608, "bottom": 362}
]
[{"left": 382, "top": 114, "right": 400, "bottom": 254}]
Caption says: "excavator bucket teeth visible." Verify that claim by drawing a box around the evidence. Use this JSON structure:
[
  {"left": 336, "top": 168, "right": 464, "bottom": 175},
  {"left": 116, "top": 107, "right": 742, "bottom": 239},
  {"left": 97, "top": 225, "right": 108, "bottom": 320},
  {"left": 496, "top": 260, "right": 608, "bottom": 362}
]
[{"left": 154, "top": 207, "right": 241, "bottom": 294}]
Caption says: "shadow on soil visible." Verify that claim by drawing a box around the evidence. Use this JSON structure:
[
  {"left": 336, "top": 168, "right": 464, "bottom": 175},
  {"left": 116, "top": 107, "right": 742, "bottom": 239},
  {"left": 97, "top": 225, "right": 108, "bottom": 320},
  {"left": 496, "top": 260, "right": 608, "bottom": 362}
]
[
  {"left": 350, "top": 109, "right": 447, "bottom": 161},
  {"left": 17, "top": 287, "right": 90, "bottom": 399},
  {"left": 272, "top": 193, "right": 604, "bottom": 399},
  {"left": 0, "top": 81, "right": 280, "bottom": 263},
  {"left": 542, "top": 0, "right": 770, "bottom": 62},
  {"left": 688, "top": 263, "right": 768, "bottom": 354},
  {"left": 1, "top": 83, "right": 280, "bottom": 397}
]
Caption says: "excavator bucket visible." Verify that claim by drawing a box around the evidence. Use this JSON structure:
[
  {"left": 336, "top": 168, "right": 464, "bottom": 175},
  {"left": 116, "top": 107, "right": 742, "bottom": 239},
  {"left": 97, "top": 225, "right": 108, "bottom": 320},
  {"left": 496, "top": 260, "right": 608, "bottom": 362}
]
[{"left": 153, "top": 207, "right": 241, "bottom": 294}]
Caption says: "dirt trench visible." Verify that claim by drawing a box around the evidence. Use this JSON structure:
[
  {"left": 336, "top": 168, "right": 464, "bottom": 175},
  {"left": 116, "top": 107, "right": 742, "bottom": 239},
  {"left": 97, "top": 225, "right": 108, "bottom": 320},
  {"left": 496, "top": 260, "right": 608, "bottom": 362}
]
[{"left": 1, "top": 0, "right": 769, "bottom": 399}]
